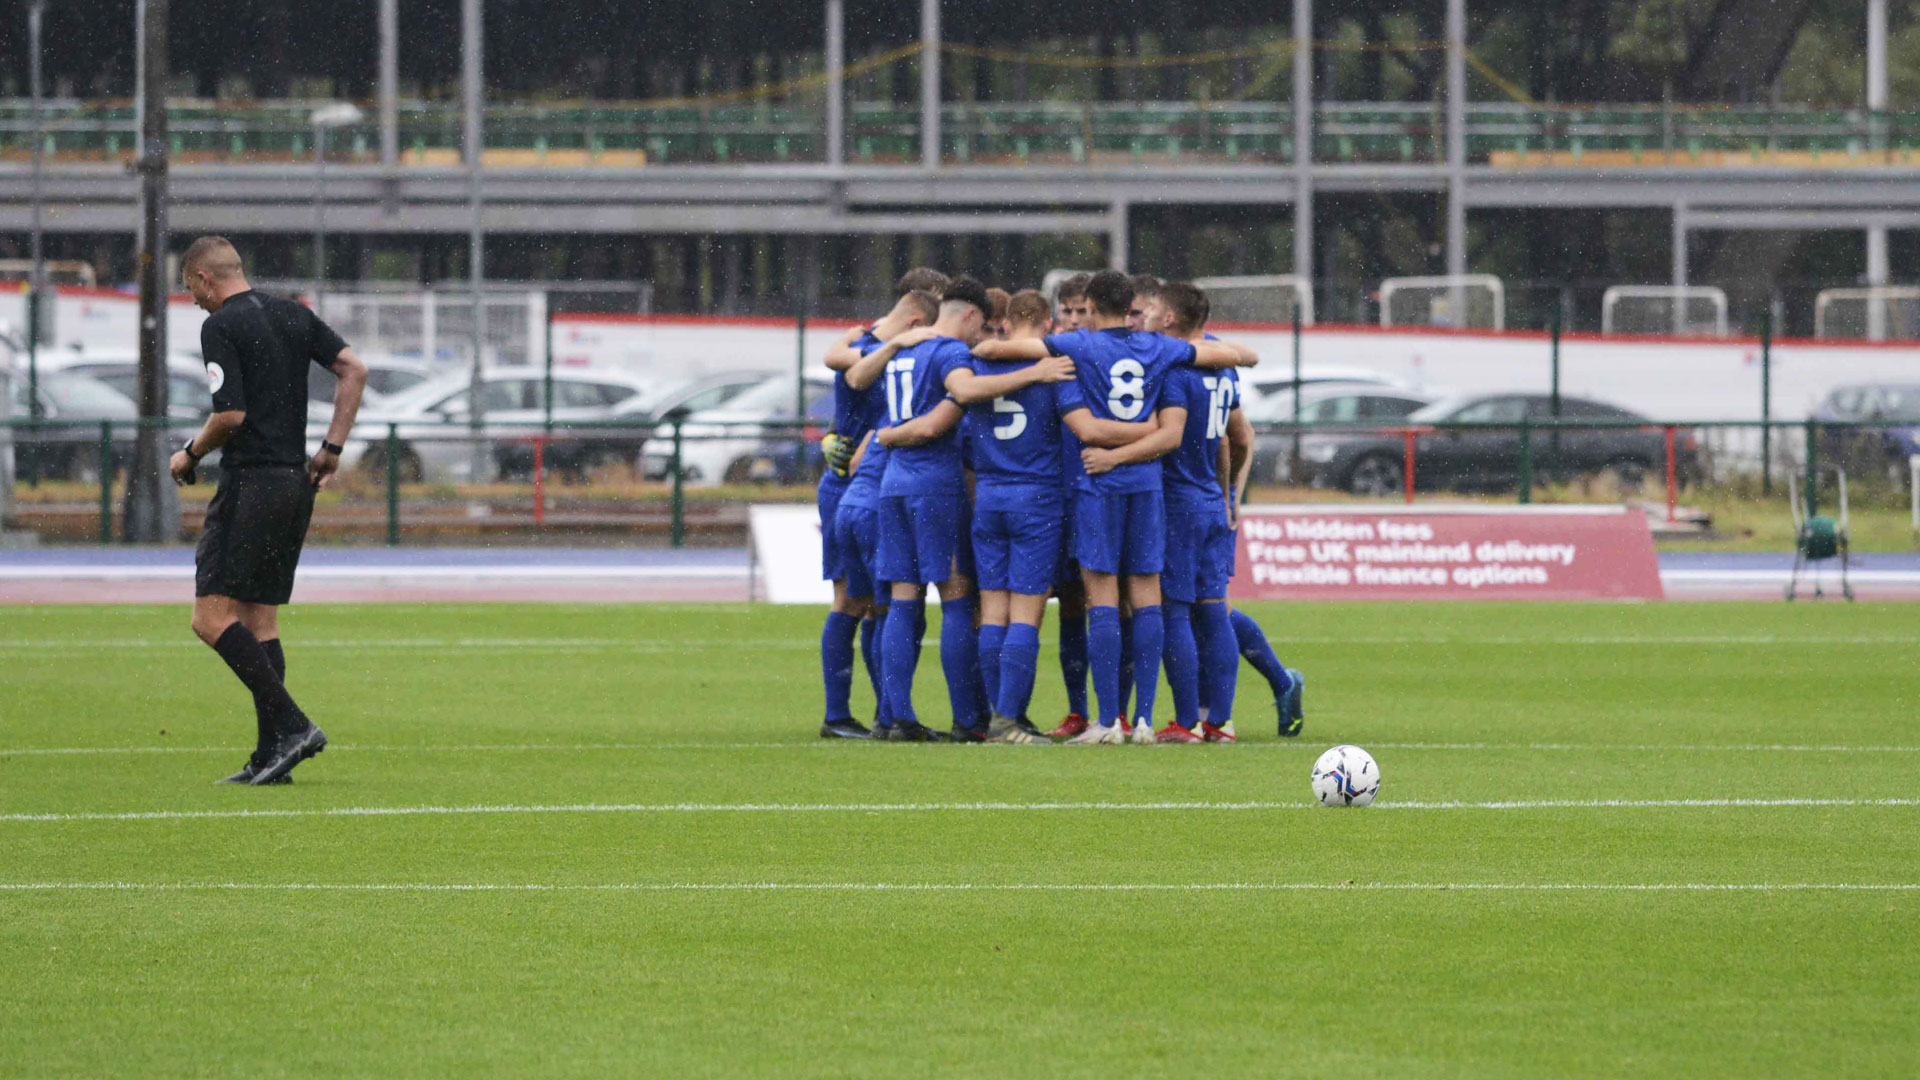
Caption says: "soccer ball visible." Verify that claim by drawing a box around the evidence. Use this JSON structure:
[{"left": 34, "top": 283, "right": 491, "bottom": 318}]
[{"left": 1311, "top": 745, "right": 1380, "bottom": 807}]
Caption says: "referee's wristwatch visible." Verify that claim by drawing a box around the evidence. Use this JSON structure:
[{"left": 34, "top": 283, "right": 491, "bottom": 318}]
[
  {"left": 319, "top": 440, "right": 345, "bottom": 456},
  {"left": 180, "top": 437, "right": 203, "bottom": 463}
]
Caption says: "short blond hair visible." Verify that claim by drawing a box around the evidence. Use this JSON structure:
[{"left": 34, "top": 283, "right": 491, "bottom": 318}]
[{"left": 181, "top": 236, "right": 243, "bottom": 279}]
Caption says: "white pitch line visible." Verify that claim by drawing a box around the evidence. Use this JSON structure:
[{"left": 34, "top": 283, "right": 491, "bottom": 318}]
[
  {"left": 5, "top": 741, "right": 1918, "bottom": 758},
  {"left": 2, "top": 634, "right": 1918, "bottom": 651},
  {"left": 0, "top": 881, "right": 1913, "bottom": 894},
  {"left": 3, "top": 797, "right": 1918, "bottom": 824}
]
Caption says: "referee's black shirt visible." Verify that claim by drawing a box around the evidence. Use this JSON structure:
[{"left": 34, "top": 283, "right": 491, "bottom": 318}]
[{"left": 201, "top": 291, "right": 349, "bottom": 468}]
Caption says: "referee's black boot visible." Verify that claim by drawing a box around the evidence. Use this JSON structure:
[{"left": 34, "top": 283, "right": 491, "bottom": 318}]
[
  {"left": 217, "top": 759, "right": 290, "bottom": 785},
  {"left": 251, "top": 723, "right": 327, "bottom": 786}
]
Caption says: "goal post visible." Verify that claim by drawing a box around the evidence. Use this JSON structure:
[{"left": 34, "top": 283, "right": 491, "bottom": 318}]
[
  {"left": 1378, "top": 274, "right": 1505, "bottom": 331},
  {"left": 1814, "top": 286, "right": 1920, "bottom": 342},
  {"left": 1600, "top": 285, "right": 1729, "bottom": 337},
  {"left": 1191, "top": 275, "right": 1314, "bottom": 327}
]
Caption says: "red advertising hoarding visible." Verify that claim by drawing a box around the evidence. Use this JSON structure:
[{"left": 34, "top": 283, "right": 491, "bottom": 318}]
[{"left": 1234, "top": 505, "right": 1664, "bottom": 601}]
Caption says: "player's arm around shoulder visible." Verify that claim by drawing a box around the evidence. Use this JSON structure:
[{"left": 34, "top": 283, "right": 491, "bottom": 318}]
[
  {"left": 945, "top": 354, "right": 1073, "bottom": 405},
  {"left": 877, "top": 399, "right": 964, "bottom": 448},
  {"left": 1192, "top": 338, "right": 1259, "bottom": 369},
  {"left": 823, "top": 325, "right": 871, "bottom": 372},
  {"left": 846, "top": 327, "right": 935, "bottom": 391},
  {"left": 971, "top": 337, "right": 1049, "bottom": 362}
]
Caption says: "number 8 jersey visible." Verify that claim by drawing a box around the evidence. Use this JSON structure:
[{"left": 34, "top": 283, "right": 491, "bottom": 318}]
[{"left": 1043, "top": 326, "right": 1200, "bottom": 494}]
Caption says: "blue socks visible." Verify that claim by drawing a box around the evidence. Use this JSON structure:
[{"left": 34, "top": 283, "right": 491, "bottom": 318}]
[
  {"left": 997, "top": 623, "right": 1042, "bottom": 720},
  {"left": 882, "top": 598, "right": 925, "bottom": 725},
  {"left": 1230, "top": 607, "right": 1292, "bottom": 700},
  {"left": 820, "top": 611, "right": 859, "bottom": 722},
  {"left": 1058, "top": 612, "right": 1089, "bottom": 717},
  {"left": 1117, "top": 615, "right": 1135, "bottom": 719},
  {"left": 1129, "top": 605, "right": 1164, "bottom": 727},
  {"left": 865, "top": 609, "right": 889, "bottom": 727},
  {"left": 1088, "top": 605, "right": 1123, "bottom": 726},
  {"left": 1197, "top": 601, "right": 1238, "bottom": 724},
  {"left": 940, "top": 597, "right": 980, "bottom": 729},
  {"left": 1163, "top": 601, "right": 1200, "bottom": 730},
  {"left": 976, "top": 623, "right": 1006, "bottom": 718}
]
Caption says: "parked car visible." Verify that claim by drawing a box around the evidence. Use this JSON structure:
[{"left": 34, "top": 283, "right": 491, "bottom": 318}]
[
  {"left": 338, "top": 367, "right": 651, "bottom": 482},
  {"left": 508, "top": 369, "right": 774, "bottom": 478},
  {"left": 1248, "top": 383, "right": 1437, "bottom": 484},
  {"left": 40, "top": 351, "right": 212, "bottom": 424},
  {"left": 307, "top": 354, "right": 438, "bottom": 405},
  {"left": 639, "top": 371, "right": 835, "bottom": 486},
  {"left": 8, "top": 371, "right": 138, "bottom": 480},
  {"left": 1235, "top": 364, "right": 1408, "bottom": 419},
  {"left": 1814, "top": 382, "right": 1920, "bottom": 482},
  {"left": 1295, "top": 393, "right": 1698, "bottom": 496}
]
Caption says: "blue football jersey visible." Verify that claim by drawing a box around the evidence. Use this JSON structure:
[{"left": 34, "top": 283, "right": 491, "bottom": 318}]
[
  {"left": 1044, "top": 327, "right": 1198, "bottom": 494},
  {"left": 831, "top": 331, "right": 887, "bottom": 443},
  {"left": 1162, "top": 365, "right": 1239, "bottom": 505},
  {"left": 966, "top": 357, "right": 1065, "bottom": 512},
  {"left": 878, "top": 336, "right": 972, "bottom": 497},
  {"left": 838, "top": 334, "right": 894, "bottom": 511}
]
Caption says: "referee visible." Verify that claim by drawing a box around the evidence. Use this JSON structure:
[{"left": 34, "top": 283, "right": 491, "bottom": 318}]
[{"left": 170, "top": 236, "right": 368, "bottom": 786}]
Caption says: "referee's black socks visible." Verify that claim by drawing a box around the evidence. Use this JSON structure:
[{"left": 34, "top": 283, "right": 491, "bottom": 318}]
[
  {"left": 213, "top": 623, "right": 309, "bottom": 743},
  {"left": 249, "top": 638, "right": 288, "bottom": 756}
]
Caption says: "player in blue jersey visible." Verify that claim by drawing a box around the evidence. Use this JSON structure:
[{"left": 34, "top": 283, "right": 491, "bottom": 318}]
[
  {"left": 941, "top": 289, "right": 1065, "bottom": 743},
  {"left": 975, "top": 270, "right": 1256, "bottom": 744},
  {"left": 1042, "top": 274, "right": 1096, "bottom": 739},
  {"left": 852, "top": 276, "right": 1074, "bottom": 742},
  {"left": 818, "top": 274, "right": 944, "bottom": 738}
]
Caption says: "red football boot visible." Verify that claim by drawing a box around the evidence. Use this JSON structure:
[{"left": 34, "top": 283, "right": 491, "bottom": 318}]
[
  {"left": 1045, "top": 713, "right": 1089, "bottom": 739},
  {"left": 1200, "top": 721, "right": 1237, "bottom": 744},
  {"left": 1155, "top": 724, "right": 1203, "bottom": 743}
]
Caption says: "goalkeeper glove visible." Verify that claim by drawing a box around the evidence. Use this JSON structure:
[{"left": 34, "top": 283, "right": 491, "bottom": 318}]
[{"left": 822, "top": 432, "right": 855, "bottom": 478}]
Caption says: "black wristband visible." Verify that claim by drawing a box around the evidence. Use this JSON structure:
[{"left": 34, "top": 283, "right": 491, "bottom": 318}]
[
  {"left": 320, "top": 441, "right": 345, "bottom": 456},
  {"left": 181, "top": 437, "right": 202, "bottom": 463}
]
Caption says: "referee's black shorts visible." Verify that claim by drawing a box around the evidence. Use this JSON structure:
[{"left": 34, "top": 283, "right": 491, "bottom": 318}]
[{"left": 195, "top": 465, "right": 316, "bottom": 606}]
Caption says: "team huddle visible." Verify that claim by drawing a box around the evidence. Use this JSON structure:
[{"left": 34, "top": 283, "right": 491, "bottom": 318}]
[{"left": 815, "top": 268, "right": 1304, "bottom": 744}]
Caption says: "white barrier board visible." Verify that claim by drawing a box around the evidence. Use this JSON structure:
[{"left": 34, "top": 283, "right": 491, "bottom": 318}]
[{"left": 749, "top": 503, "right": 832, "bottom": 604}]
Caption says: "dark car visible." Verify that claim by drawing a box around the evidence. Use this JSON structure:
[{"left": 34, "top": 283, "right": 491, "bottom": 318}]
[
  {"left": 1249, "top": 383, "right": 1436, "bottom": 484},
  {"left": 1813, "top": 383, "right": 1920, "bottom": 482},
  {"left": 1295, "top": 393, "right": 1697, "bottom": 496}
]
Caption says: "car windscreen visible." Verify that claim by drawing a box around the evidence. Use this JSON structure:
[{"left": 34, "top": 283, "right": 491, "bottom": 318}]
[
  {"left": 710, "top": 376, "right": 829, "bottom": 418},
  {"left": 45, "top": 376, "right": 137, "bottom": 417},
  {"left": 1878, "top": 386, "right": 1920, "bottom": 421}
]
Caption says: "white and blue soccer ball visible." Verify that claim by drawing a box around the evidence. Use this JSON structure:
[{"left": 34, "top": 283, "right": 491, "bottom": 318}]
[{"left": 1311, "top": 745, "right": 1380, "bottom": 807}]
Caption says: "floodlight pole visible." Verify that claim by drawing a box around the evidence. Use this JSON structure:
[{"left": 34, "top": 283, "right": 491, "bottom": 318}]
[
  {"left": 919, "top": 0, "right": 940, "bottom": 168},
  {"left": 1444, "top": 0, "right": 1467, "bottom": 323},
  {"left": 125, "top": 0, "right": 178, "bottom": 542},
  {"left": 825, "top": 0, "right": 844, "bottom": 169},
  {"left": 1291, "top": 0, "right": 1313, "bottom": 287},
  {"left": 27, "top": 0, "right": 46, "bottom": 422},
  {"left": 463, "top": 0, "right": 488, "bottom": 483},
  {"left": 312, "top": 123, "right": 328, "bottom": 310},
  {"left": 378, "top": 0, "right": 399, "bottom": 170}
]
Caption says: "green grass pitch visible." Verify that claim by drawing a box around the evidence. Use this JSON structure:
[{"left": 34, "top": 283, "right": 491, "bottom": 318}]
[{"left": 3, "top": 601, "right": 1917, "bottom": 1078}]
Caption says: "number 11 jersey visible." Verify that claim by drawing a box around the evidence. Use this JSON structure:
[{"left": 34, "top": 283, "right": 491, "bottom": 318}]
[{"left": 1043, "top": 327, "right": 1199, "bottom": 495}]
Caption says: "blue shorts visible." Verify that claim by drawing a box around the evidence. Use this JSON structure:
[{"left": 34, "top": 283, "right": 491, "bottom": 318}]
[
  {"left": 835, "top": 502, "right": 882, "bottom": 600},
  {"left": 1053, "top": 496, "right": 1080, "bottom": 590},
  {"left": 877, "top": 492, "right": 967, "bottom": 585},
  {"left": 973, "top": 507, "right": 1064, "bottom": 595},
  {"left": 1073, "top": 489, "right": 1167, "bottom": 576},
  {"left": 1163, "top": 498, "right": 1235, "bottom": 603},
  {"left": 817, "top": 473, "right": 850, "bottom": 581}
]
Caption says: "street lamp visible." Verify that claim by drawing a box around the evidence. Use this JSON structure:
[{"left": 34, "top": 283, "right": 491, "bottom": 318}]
[{"left": 309, "top": 102, "right": 364, "bottom": 312}]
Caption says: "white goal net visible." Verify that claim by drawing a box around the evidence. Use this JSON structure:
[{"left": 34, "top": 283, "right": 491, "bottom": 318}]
[
  {"left": 1601, "top": 286, "right": 1729, "bottom": 337},
  {"left": 1814, "top": 287, "right": 1920, "bottom": 342},
  {"left": 1378, "top": 274, "right": 1505, "bottom": 330},
  {"left": 1192, "top": 275, "right": 1314, "bottom": 327}
]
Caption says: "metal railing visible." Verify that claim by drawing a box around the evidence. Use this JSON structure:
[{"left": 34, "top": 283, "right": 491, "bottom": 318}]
[
  {"left": 5, "top": 100, "right": 1918, "bottom": 167},
  {"left": 4, "top": 415, "right": 1910, "bottom": 549}
]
